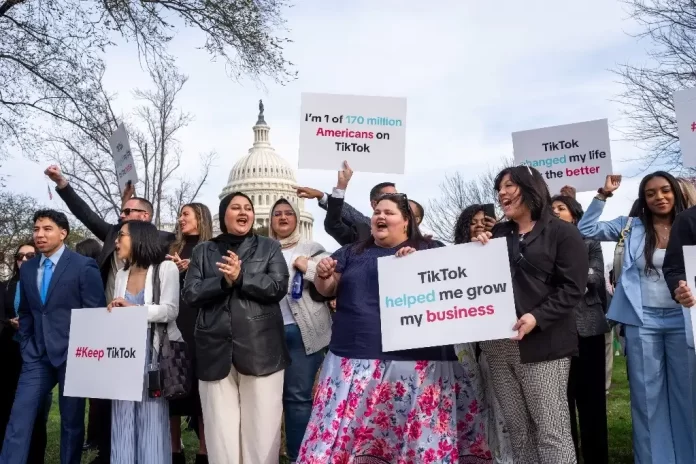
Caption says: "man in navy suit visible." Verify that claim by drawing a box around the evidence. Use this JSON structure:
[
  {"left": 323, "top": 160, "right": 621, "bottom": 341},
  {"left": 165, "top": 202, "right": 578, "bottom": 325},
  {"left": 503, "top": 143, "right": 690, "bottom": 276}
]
[{"left": 0, "top": 210, "right": 105, "bottom": 464}]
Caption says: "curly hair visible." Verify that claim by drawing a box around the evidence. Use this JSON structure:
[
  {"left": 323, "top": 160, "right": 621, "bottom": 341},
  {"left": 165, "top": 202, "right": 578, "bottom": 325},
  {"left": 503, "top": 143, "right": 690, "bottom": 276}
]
[{"left": 453, "top": 204, "right": 484, "bottom": 244}]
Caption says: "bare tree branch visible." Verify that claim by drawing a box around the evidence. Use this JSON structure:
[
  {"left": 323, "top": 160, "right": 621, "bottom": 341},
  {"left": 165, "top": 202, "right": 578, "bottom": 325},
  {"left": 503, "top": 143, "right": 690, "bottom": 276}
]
[
  {"left": 614, "top": 0, "right": 696, "bottom": 174},
  {"left": 426, "top": 159, "right": 513, "bottom": 243}
]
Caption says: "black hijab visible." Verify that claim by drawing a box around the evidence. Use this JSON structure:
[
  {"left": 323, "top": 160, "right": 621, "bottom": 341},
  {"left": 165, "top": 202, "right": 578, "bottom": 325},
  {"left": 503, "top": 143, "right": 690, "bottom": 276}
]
[{"left": 215, "top": 192, "right": 255, "bottom": 253}]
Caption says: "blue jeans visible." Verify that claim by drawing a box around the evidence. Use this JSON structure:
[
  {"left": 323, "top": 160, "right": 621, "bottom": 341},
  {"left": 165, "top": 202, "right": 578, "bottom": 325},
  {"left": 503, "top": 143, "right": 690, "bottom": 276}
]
[
  {"left": 625, "top": 307, "right": 693, "bottom": 464},
  {"left": 282, "top": 324, "right": 324, "bottom": 462}
]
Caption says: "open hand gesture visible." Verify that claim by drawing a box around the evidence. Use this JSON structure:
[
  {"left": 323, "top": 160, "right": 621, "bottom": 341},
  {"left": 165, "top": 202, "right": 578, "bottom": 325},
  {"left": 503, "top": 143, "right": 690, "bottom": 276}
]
[
  {"left": 337, "top": 161, "right": 354, "bottom": 190},
  {"left": 217, "top": 251, "right": 242, "bottom": 285},
  {"left": 166, "top": 252, "right": 190, "bottom": 272}
]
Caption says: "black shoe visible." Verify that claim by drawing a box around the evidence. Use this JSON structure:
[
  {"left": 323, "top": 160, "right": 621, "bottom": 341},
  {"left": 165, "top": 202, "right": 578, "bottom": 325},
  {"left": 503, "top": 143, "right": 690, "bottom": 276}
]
[
  {"left": 172, "top": 451, "right": 186, "bottom": 464},
  {"left": 195, "top": 455, "right": 209, "bottom": 464}
]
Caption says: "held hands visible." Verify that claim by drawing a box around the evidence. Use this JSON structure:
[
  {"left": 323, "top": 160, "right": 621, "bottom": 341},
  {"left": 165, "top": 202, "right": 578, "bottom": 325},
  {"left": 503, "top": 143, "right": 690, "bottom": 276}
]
[
  {"left": 675, "top": 281, "right": 696, "bottom": 308},
  {"left": 296, "top": 186, "right": 323, "bottom": 200},
  {"left": 337, "top": 161, "right": 354, "bottom": 190},
  {"left": 316, "top": 257, "right": 337, "bottom": 280},
  {"left": 472, "top": 231, "right": 493, "bottom": 245},
  {"left": 603, "top": 175, "right": 622, "bottom": 194},
  {"left": 293, "top": 256, "right": 309, "bottom": 273},
  {"left": 511, "top": 313, "right": 537, "bottom": 340},
  {"left": 107, "top": 297, "right": 129, "bottom": 312},
  {"left": 166, "top": 252, "right": 190, "bottom": 272},
  {"left": 217, "top": 251, "right": 242, "bottom": 285},
  {"left": 395, "top": 246, "right": 416, "bottom": 257},
  {"left": 9, "top": 318, "right": 18, "bottom": 330},
  {"left": 44, "top": 165, "right": 68, "bottom": 189}
]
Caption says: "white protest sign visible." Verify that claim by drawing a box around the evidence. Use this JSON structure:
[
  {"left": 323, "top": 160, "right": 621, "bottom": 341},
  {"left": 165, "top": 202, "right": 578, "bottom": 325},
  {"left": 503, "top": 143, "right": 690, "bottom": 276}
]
[
  {"left": 378, "top": 238, "right": 517, "bottom": 352},
  {"left": 674, "top": 88, "right": 696, "bottom": 168},
  {"left": 681, "top": 246, "right": 696, "bottom": 347},
  {"left": 512, "top": 119, "right": 612, "bottom": 194},
  {"left": 298, "top": 93, "right": 407, "bottom": 174},
  {"left": 108, "top": 123, "right": 138, "bottom": 192},
  {"left": 64, "top": 306, "right": 148, "bottom": 402}
]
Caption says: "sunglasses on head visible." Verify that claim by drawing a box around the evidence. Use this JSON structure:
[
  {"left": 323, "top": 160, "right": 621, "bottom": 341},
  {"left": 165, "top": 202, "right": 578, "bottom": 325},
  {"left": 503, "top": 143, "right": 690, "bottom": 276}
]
[
  {"left": 16, "top": 252, "right": 36, "bottom": 261},
  {"left": 376, "top": 192, "right": 408, "bottom": 203},
  {"left": 121, "top": 208, "right": 146, "bottom": 216}
]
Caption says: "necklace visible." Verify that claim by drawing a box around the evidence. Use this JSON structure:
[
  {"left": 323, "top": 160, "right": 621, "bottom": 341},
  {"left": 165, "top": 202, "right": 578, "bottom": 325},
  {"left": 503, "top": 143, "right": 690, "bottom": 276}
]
[{"left": 654, "top": 224, "right": 671, "bottom": 244}]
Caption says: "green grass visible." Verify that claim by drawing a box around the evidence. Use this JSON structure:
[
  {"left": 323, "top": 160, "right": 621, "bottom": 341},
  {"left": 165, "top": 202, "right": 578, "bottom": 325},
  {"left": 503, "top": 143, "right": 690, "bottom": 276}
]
[{"left": 43, "top": 356, "right": 633, "bottom": 464}]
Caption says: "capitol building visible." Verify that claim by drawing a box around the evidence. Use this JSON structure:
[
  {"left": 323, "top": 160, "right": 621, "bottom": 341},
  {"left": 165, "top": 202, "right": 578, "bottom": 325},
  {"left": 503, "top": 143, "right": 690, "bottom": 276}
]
[{"left": 214, "top": 102, "right": 314, "bottom": 238}]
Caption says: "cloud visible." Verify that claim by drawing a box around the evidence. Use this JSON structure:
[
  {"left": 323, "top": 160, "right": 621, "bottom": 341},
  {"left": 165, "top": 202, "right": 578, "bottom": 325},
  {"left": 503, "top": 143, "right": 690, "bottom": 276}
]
[{"left": 3, "top": 0, "right": 650, "bottom": 253}]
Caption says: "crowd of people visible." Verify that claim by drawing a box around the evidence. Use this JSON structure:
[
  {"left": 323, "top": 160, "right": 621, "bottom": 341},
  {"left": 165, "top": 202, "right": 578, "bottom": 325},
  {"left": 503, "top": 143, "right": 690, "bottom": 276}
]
[{"left": 1, "top": 161, "right": 696, "bottom": 464}]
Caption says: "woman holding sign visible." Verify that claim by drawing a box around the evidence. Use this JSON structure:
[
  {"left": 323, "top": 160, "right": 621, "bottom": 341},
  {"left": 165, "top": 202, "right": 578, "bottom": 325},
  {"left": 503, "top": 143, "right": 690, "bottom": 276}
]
[
  {"left": 109, "top": 220, "right": 183, "bottom": 464},
  {"left": 473, "top": 166, "right": 588, "bottom": 464},
  {"left": 298, "top": 193, "right": 491, "bottom": 464},
  {"left": 577, "top": 173, "right": 692, "bottom": 464}
]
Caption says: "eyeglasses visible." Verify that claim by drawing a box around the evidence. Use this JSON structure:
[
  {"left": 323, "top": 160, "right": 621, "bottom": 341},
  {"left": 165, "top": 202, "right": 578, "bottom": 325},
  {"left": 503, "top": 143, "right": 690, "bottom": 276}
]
[
  {"left": 273, "top": 211, "right": 296, "bottom": 217},
  {"left": 15, "top": 252, "right": 36, "bottom": 261},
  {"left": 121, "top": 208, "right": 146, "bottom": 216},
  {"left": 117, "top": 230, "right": 130, "bottom": 238}
]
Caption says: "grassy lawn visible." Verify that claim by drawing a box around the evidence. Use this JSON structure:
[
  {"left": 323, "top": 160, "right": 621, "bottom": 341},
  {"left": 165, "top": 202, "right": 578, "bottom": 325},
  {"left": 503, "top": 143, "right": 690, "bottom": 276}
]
[{"left": 43, "top": 356, "right": 633, "bottom": 464}]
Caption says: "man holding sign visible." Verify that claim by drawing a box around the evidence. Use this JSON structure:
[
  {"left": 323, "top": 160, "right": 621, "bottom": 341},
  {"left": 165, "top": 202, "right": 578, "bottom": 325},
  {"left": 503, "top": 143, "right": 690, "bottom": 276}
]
[{"left": 0, "top": 210, "right": 105, "bottom": 464}]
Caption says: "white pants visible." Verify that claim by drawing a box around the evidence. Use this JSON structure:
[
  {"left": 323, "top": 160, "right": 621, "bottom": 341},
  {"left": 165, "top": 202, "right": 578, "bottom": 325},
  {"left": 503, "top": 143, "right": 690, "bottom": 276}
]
[{"left": 199, "top": 366, "right": 284, "bottom": 464}]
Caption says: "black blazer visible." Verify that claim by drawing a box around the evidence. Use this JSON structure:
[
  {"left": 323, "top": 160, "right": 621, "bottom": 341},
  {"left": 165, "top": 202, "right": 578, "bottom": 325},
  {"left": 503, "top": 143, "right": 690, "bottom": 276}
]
[
  {"left": 324, "top": 195, "right": 371, "bottom": 246},
  {"left": 576, "top": 239, "right": 611, "bottom": 337},
  {"left": 491, "top": 209, "right": 588, "bottom": 363},
  {"left": 183, "top": 235, "right": 290, "bottom": 380},
  {"left": 0, "top": 280, "right": 18, "bottom": 338},
  {"left": 56, "top": 184, "right": 175, "bottom": 284}
]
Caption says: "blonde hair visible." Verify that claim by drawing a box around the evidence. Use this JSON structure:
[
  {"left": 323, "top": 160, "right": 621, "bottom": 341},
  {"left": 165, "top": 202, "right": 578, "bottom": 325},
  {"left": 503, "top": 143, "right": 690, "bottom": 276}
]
[
  {"left": 170, "top": 203, "right": 214, "bottom": 254},
  {"left": 677, "top": 177, "right": 696, "bottom": 208}
]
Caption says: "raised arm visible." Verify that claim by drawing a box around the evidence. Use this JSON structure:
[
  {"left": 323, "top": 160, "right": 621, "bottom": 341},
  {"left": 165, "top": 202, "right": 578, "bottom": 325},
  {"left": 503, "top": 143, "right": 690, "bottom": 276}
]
[
  {"left": 237, "top": 241, "right": 289, "bottom": 304},
  {"left": 46, "top": 166, "right": 113, "bottom": 241},
  {"left": 324, "top": 191, "right": 362, "bottom": 246},
  {"left": 576, "top": 175, "right": 628, "bottom": 242}
]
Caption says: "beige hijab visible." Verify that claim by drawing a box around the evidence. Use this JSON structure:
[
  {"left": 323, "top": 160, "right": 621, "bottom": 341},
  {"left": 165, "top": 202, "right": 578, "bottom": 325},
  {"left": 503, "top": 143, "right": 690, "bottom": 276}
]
[{"left": 269, "top": 198, "right": 302, "bottom": 249}]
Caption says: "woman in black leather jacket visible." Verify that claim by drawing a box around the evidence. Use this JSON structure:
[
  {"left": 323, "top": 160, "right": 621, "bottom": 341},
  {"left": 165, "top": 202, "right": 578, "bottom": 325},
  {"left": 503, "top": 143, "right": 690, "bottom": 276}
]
[
  {"left": 183, "top": 192, "right": 290, "bottom": 464},
  {"left": 551, "top": 194, "right": 609, "bottom": 464}
]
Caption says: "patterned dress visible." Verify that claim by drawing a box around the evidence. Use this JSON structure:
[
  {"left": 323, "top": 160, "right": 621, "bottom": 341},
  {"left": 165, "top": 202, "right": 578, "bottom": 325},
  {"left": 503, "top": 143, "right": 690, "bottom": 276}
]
[
  {"left": 296, "top": 243, "right": 490, "bottom": 464},
  {"left": 111, "top": 290, "right": 170, "bottom": 464}
]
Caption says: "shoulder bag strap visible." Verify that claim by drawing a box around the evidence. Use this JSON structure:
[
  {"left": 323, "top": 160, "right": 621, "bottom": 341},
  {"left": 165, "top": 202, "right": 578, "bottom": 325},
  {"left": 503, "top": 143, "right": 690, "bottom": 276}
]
[
  {"left": 612, "top": 217, "right": 634, "bottom": 286},
  {"left": 148, "top": 264, "right": 164, "bottom": 358},
  {"left": 510, "top": 232, "right": 553, "bottom": 285}
]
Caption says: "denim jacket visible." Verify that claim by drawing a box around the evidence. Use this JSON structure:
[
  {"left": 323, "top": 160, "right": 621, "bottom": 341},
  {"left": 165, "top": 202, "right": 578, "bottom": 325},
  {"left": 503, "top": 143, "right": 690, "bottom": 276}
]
[{"left": 577, "top": 199, "right": 692, "bottom": 347}]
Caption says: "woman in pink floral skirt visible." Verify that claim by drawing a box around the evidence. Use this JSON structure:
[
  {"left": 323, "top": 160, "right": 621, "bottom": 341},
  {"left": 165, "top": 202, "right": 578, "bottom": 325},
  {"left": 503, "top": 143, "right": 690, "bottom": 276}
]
[{"left": 297, "top": 193, "right": 491, "bottom": 464}]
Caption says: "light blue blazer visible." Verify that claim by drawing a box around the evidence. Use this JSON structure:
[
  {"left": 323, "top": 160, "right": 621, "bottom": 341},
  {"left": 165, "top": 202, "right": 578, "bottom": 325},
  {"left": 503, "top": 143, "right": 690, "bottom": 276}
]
[
  {"left": 578, "top": 199, "right": 692, "bottom": 346},
  {"left": 577, "top": 198, "right": 647, "bottom": 327}
]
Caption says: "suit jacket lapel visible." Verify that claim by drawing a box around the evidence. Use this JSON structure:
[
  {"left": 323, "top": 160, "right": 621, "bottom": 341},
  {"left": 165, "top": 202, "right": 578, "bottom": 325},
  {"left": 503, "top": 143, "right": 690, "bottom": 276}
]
[{"left": 44, "top": 250, "right": 72, "bottom": 305}]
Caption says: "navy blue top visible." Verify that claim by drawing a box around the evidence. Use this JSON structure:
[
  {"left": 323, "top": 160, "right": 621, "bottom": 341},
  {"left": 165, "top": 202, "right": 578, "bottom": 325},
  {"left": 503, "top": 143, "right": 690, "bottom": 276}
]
[{"left": 328, "top": 240, "right": 456, "bottom": 361}]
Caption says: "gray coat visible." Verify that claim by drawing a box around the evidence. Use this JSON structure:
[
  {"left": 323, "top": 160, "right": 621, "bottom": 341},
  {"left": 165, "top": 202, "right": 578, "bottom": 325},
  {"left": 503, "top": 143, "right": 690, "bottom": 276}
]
[{"left": 284, "top": 238, "right": 332, "bottom": 354}]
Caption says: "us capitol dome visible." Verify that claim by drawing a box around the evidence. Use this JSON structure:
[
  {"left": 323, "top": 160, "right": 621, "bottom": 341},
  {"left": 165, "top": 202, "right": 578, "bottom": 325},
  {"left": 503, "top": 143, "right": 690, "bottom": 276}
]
[{"left": 214, "top": 101, "right": 314, "bottom": 238}]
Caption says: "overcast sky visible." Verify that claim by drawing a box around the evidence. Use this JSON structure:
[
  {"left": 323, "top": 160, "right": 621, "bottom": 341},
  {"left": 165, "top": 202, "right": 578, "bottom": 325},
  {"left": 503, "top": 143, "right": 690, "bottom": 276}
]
[{"left": 4, "top": 0, "right": 656, "bottom": 258}]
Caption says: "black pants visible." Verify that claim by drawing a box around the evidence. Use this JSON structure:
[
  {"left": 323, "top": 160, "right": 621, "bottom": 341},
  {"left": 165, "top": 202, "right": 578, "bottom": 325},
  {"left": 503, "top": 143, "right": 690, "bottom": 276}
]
[
  {"left": 0, "top": 336, "right": 48, "bottom": 464},
  {"left": 567, "top": 333, "right": 609, "bottom": 464},
  {"left": 87, "top": 399, "right": 111, "bottom": 463}
]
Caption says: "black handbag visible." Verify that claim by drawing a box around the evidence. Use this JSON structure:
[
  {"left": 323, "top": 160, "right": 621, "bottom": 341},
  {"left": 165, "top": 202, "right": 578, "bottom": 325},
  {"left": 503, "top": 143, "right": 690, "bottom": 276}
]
[{"left": 149, "top": 263, "right": 192, "bottom": 400}]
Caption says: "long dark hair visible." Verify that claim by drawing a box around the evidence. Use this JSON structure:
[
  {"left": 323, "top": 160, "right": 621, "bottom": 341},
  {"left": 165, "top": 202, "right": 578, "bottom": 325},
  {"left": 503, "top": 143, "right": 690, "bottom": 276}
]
[
  {"left": 493, "top": 166, "right": 552, "bottom": 221},
  {"left": 637, "top": 171, "right": 685, "bottom": 276},
  {"left": 454, "top": 204, "right": 484, "bottom": 244},
  {"left": 355, "top": 193, "right": 427, "bottom": 253},
  {"left": 170, "top": 203, "right": 214, "bottom": 254},
  {"left": 10, "top": 240, "right": 36, "bottom": 282},
  {"left": 75, "top": 238, "right": 102, "bottom": 261},
  {"left": 122, "top": 221, "right": 166, "bottom": 270},
  {"left": 550, "top": 195, "right": 584, "bottom": 224}
]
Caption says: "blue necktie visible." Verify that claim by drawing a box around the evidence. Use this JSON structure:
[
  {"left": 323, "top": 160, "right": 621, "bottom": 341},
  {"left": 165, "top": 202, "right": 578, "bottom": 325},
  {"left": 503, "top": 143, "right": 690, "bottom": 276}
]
[{"left": 40, "top": 260, "right": 54, "bottom": 304}]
